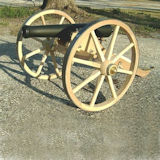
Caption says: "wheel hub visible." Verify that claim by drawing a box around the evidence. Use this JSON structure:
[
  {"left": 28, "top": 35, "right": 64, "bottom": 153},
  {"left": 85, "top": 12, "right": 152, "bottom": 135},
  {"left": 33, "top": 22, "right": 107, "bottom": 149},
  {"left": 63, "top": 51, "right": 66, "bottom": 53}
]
[
  {"left": 100, "top": 60, "right": 117, "bottom": 75},
  {"left": 107, "top": 64, "right": 117, "bottom": 75}
]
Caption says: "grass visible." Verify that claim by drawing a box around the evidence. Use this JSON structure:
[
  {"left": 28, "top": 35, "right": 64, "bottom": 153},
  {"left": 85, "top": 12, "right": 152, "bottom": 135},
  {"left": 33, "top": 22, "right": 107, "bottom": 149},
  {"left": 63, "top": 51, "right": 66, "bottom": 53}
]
[
  {"left": 0, "top": 6, "right": 160, "bottom": 37},
  {"left": 0, "top": 21, "right": 8, "bottom": 26},
  {"left": 0, "top": 6, "right": 38, "bottom": 35},
  {"left": 80, "top": 7, "right": 160, "bottom": 36},
  {"left": 0, "top": 6, "right": 35, "bottom": 18}
]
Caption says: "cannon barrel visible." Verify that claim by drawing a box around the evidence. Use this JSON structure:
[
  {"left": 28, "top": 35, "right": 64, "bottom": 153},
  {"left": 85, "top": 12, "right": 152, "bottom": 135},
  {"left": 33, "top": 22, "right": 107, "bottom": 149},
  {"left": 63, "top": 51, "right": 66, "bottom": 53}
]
[{"left": 22, "top": 23, "right": 113, "bottom": 39}]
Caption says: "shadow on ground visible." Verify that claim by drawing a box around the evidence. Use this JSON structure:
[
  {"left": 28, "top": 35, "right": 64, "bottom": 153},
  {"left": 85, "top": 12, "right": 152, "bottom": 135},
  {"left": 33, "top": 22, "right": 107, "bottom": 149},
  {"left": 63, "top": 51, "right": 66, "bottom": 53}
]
[
  {"left": 0, "top": 39, "right": 74, "bottom": 107},
  {"left": 0, "top": 36, "right": 160, "bottom": 160}
]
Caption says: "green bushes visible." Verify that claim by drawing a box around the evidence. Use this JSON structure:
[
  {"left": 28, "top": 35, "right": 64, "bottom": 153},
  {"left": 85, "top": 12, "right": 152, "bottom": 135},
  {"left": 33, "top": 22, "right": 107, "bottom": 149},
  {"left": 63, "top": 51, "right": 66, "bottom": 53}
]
[{"left": 0, "top": 6, "right": 35, "bottom": 18}]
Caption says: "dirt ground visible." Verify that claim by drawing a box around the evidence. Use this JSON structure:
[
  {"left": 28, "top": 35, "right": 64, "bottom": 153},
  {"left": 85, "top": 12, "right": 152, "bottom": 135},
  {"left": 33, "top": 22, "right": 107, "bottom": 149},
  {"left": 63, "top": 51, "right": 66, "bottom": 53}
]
[{"left": 0, "top": 21, "right": 160, "bottom": 160}]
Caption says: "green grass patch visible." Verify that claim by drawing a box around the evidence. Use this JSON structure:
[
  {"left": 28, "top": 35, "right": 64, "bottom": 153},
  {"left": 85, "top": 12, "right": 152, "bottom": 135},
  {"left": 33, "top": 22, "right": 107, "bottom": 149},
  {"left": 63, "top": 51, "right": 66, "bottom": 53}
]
[
  {"left": 0, "top": 6, "right": 35, "bottom": 18},
  {"left": 80, "top": 7, "right": 160, "bottom": 36},
  {"left": 0, "top": 6, "right": 159, "bottom": 37},
  {"left": 0, "top": 21, "right": 8, "bottom": 26}
]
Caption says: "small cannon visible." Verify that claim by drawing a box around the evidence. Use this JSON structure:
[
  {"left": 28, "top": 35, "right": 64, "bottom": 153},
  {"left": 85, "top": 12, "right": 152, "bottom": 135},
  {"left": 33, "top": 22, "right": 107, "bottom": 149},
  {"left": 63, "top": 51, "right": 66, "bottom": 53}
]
[{"left": 17, "top": 9, "right": 150, "bottom": 111}]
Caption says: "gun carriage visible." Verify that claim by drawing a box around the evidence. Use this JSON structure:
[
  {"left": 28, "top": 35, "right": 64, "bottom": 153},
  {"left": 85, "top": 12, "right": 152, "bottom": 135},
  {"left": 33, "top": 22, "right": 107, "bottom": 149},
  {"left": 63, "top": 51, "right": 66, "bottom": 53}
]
[{"left": 17, "top": 9, "right": 150, "bottom": 111}]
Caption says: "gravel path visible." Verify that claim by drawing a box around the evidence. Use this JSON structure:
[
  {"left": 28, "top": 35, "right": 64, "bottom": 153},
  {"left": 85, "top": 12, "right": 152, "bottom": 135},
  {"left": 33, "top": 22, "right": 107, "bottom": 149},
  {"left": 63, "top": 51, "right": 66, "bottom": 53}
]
[{"left": 0, "top": 32, "right": 160, "bottom": 160}]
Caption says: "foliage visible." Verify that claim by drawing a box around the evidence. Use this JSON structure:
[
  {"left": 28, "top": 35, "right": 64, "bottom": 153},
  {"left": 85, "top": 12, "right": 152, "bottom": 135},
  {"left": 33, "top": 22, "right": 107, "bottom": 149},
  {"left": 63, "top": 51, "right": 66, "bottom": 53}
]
[{"left": 0, "top": 6, "right": 35, "bottom": 18}]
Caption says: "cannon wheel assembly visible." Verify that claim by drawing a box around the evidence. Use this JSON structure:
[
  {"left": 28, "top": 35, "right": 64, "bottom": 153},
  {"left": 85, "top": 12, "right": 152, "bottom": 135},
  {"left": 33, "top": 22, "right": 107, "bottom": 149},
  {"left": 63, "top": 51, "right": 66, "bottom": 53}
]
[
  {"left": 17, "top": 9, "right": 75, "bottom": 80},
  {"left": 62, "top": 19, "right": 139, "bottom": 111}
]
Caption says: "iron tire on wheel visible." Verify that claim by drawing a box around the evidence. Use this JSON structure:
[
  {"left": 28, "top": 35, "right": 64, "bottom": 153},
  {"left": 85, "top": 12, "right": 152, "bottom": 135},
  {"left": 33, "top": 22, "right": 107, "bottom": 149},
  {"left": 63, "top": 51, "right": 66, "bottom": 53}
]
[
  {"left": 62, "top": 19, "right": 139, "bottom": 112},
  {"left": 17, "top": 9, "right": 75, "bottom": 80}
]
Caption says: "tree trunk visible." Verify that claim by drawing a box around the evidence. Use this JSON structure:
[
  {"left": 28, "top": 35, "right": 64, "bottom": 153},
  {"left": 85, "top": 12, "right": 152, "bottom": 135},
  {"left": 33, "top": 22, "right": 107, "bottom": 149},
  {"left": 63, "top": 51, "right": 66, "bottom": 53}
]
[
  {"left": 41, "top": 0, "right": 77, "bottom": 11},
  {"left": 40, "top": 0, "right": 87, "bottom": 19}
]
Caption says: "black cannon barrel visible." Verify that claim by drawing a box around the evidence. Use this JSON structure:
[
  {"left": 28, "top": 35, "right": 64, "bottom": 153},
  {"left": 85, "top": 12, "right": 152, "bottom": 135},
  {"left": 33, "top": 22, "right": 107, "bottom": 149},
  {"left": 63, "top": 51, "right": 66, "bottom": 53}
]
[
  {"left": 22, "top": 24, "right": 85, "bottom": 38},
  {"left": 22, "top": 23, "right": 113, "bottom": 39}
]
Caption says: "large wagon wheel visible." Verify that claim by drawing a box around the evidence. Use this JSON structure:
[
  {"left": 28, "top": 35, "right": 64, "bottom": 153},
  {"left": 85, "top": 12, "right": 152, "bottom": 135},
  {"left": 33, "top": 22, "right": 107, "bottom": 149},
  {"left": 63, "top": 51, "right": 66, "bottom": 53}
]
[
  {"left": 63, "top": 19, "right": 139, "bottom": 111},
  {"left": 17, "top": 9, "right": 75, "bottom": 80}
]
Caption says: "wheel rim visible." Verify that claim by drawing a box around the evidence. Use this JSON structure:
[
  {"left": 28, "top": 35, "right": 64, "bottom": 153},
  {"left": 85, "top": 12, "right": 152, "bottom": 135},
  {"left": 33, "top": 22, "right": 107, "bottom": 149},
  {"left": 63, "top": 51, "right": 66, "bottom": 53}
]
[
  {"left": 17, "top": 9, "right": 75, "bottom": 80},
  {"left": 63, "top": 19, "right": 139, "bottom": 111}
]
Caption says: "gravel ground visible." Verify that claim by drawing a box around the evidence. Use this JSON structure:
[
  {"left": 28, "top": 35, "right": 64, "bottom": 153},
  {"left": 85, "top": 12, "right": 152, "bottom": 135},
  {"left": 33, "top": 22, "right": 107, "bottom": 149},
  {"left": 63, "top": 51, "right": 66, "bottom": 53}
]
[{"left": 0, "top": 31, "right": 160, "bottom": 160}]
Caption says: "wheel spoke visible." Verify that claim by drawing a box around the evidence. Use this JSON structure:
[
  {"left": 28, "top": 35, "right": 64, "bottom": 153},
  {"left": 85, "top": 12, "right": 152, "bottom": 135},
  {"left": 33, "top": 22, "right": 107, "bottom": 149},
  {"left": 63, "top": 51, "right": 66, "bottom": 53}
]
[
  {"left": 24, "top": 48, "right": 42, "bottom": 59},
  {"left": 121, "top": 55, "right": 131, "bottom": 63},
  {"left": 107, "top": 75, "right": 117, "bottom": 99},
  {"left": 73, "top": 70, "right": 101, "bottom": 94},
  {"left": 90, "top": 75, "right": 105, "bottom": 106},
  {"left": 50, "top": 50, "right": 61, "bottom": 76},
  {"left": 41, "top": 15, "right": 46, "bottom": 25},
  {"left": 91, "top": 31, "right": 105, "bottom": 62},
  {"left": 112, "top": 43, "right": 134, "bottom": 64},
  {"left": 117, "top": 68, "right": 133, "bottom": 75},
  {"left": 36, "top": 51, "right": 49, "bottom": 76},
  {"left": 73, "top": 57, "right": 101, "bottom": 69},
  {"left": 105, "top": 25, "right": 120, "bottom": 60},
  {"left": 59, "top": 16, "right": 65, "bottom": 24}
]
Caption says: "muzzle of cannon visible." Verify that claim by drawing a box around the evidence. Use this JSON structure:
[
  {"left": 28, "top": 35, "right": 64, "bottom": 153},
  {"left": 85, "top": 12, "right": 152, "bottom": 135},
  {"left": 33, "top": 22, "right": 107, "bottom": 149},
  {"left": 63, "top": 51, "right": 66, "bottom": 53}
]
[{"left": 16, "top": 9, "right": 150, "bottom": 112}]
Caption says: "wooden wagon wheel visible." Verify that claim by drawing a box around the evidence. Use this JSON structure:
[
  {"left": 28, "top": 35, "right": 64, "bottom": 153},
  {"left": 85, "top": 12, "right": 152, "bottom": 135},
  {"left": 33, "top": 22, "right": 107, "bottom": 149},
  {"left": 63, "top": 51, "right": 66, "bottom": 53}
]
[
  {"left": 17, "top": 9, "right": 75, "bottom": 80},
  {"left": 62, "top": 19, "right": 139, "bottom": 111}
]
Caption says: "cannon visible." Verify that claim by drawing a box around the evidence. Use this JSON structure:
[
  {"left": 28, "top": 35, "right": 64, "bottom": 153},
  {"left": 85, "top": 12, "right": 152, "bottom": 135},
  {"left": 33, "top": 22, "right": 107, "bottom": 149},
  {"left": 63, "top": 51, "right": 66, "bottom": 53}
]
[{"left": 17, "top": 9, "right": 150, "bottom": 111}]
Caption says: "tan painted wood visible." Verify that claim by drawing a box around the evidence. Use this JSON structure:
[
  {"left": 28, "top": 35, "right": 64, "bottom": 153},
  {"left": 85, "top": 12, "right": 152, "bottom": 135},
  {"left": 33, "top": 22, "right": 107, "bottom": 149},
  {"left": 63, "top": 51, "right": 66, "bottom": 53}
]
[
  {"left": 136, "top": 68, "right": 150, "bottom": 78},
  {"left": 73, "top": 57, "right": 101, "bottom": 68},
  {"left": 73, "top": 70, "right": 100, "bottom": 94},
  {"left": 105, "top": 25, "right": 120, "bottom": 60},
  {"left": 62, "top": 19, "right": 139, "bottom": 111},
  {"left": 41, "top": 15, "right": 46, "bottom": 25},
  {"left": 90, "top": 75, "right": 105, "bottom": 106},
  {"left": 59, "top": 16, "right": 65, "bottom": 24},
  {"left": 107, "top": 75, "right": 117, "bottom": 99},
  {"left": 91, "top": 31, "right": 105, "bottom": 62},
  {"left": 50, "top": 50, "right": 61, "bottom": 76},
  {"left": 112, "top": 43, "right": 134, "bottom": 64},
  {"left": 71, "top": 31, "right": 105, "bottom": 61},
  {"left": 117, "top": 68, "right": 133, "bottom": 75},
  {"left": 36, "top": 51, "right": 49, "bottom": 76},
  {"left": 115, "top": 57, "right": 150, "bottom": 77},
  {"left": 24, "top": 48, "right": 42, "bottom": 59},
  {"left": 74, "top": 51, "right": 94, "bottom": 60},
  {"left": 74, "top": 32, "right": 98, "bottom": 59},
  {"left": 17, "top": 9, "right": 75, "bottom": 80}
]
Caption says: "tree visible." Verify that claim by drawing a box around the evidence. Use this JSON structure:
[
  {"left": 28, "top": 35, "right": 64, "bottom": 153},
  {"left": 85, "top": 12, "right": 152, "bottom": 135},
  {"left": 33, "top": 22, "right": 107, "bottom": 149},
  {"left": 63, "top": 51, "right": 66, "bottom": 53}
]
[{"left": 41, "top": 0, "right": 78, "bottom": 12}]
